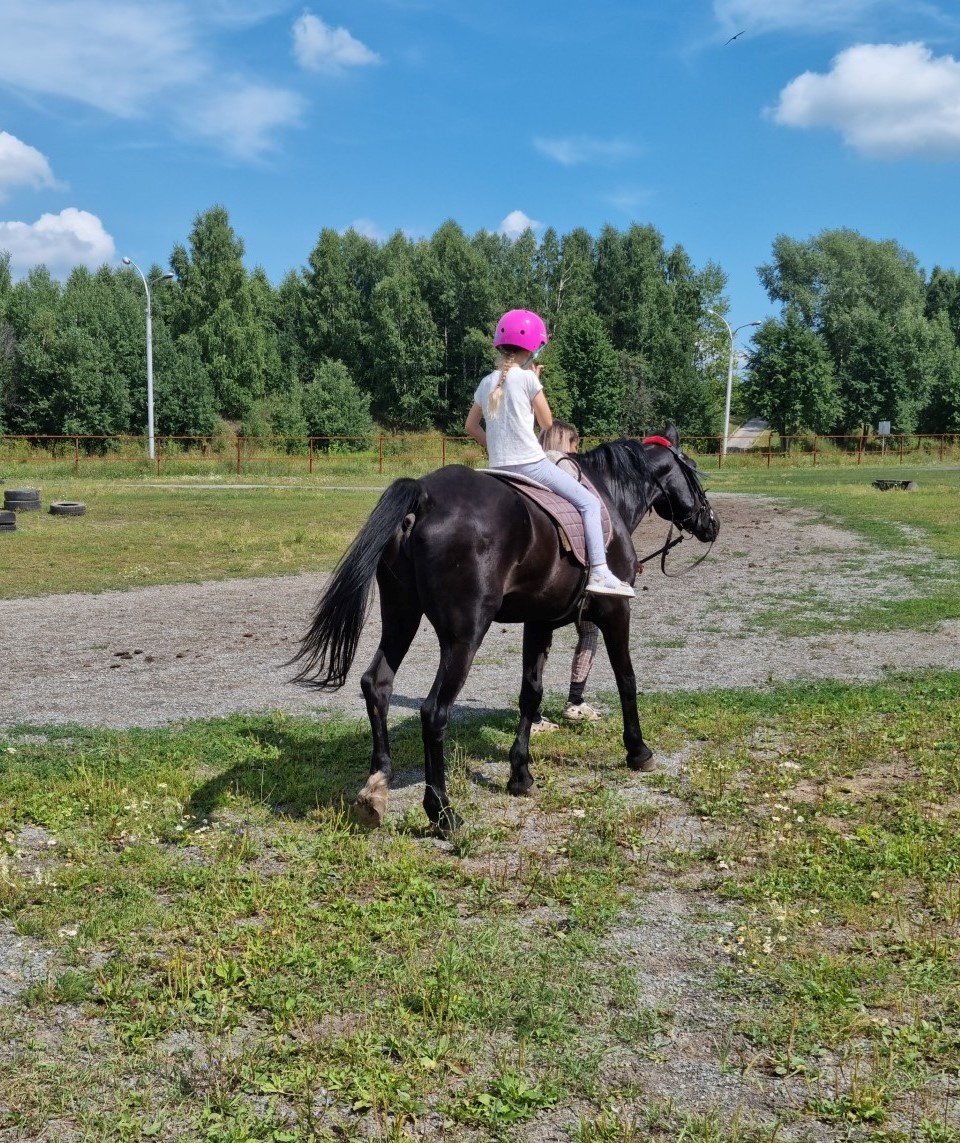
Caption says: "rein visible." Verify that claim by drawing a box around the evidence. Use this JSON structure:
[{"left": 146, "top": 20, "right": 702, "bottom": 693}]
[{"left": 637, "top": 436, "right": 717, "bottom": 577}]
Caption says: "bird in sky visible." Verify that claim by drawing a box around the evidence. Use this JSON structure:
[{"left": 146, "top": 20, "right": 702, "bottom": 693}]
[{"left": 724, "top": 30, "right": 746, "bottom": 44}]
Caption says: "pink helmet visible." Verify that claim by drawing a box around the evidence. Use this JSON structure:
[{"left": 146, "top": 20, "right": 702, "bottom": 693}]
[{"left": 493, "top": 309, "right": 549, "bottom": 353}]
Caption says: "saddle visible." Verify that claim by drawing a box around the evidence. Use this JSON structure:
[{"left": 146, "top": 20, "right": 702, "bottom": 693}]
[{"left": 479, "top": 467, "right": 613, "bottom": 567}]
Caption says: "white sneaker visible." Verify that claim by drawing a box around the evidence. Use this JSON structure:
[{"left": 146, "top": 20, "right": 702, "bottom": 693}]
[
  {"left": 562, "top": 701, "right": 602, "bottom": 722},
  {"left": 586, "top": 569, "right": 635, "bottom": 597}
]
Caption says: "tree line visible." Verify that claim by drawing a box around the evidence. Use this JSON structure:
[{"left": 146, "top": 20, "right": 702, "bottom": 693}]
[
  {"left": 746, "top": 229, "right": 960, "bottom": 442},
  {"left": 1, "top": 208, "right": 959, "bottom": 450}
]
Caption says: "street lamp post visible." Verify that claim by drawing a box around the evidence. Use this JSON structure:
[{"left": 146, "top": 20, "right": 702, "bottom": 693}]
[
  {"left": 706, "top": 309, "right": 761, "bottom": 456},
  {"left": 123, "top": 257, "right": 174, "bottom": 460}
]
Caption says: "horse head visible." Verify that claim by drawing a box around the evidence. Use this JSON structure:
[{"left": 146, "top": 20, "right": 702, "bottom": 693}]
[{"left": 642, "top": 424, "right": 720, "bottom": 544}]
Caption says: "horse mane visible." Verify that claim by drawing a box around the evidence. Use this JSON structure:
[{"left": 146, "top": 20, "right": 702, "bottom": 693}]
[{"left": 577, "top": 438, "right": 655, "bottom": 524}]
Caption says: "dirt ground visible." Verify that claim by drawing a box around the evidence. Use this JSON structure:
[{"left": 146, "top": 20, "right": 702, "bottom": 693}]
[{"left": 2, "top": 492, "right": 958, "bottom": 731}]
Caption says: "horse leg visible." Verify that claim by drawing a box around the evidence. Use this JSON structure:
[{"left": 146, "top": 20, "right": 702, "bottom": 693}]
[
  {"left": 507, "top": 622, "right": 554, "bottom": 797},
  {"left": 355, "top": 600, "right": 422, "bottom": 828},
  {"left": 421, "top": 636, "right": 487, "bottom": 836},
  {"left": 594, "top": 603, "right": 654, "bottom": 772}
]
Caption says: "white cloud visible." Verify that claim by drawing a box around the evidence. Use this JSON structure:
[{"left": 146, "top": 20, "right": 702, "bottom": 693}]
[
  {"left": 533, "top": 136, "right": 636, "bottom": 166},
  {"left": 714, "top": 0, "right": 883, "bottom": 35},
  {"left": 189, "top": 83, "right": 306, "bottom": 158},
  {"left": 293, "top": 12, "right": 380, "bottom": 73},
  {"left": 498, "top": 210, "right": 542, "bottom": 239},
  {"left": 0, "top": 0, "right": 203, "bottom": 117},
  {"left": 0, "top": 133, "right": 62, "bottom": 200},
  {"left": 0, "top": 1, "right": 306, "bottom": 158},
  {"left": 771, "top": 42, "right": 960, "bottom": 158},
  {"left": 0, "top": 208, "right": 116, "bottom": 279}
]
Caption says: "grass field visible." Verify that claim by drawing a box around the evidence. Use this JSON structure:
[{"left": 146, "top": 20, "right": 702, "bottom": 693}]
[{"left": 2, "top": 465, "right": 959, "bottom": 1140}]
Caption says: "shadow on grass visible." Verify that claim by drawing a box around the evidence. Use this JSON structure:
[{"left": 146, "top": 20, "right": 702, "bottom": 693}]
[{"left": 183, "top": 703, "right": 528, "bottom": 824}]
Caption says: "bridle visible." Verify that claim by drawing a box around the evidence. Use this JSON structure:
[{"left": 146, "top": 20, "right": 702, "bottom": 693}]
[{"left": 636, "top": 436, "right": 717, "bottom": 577}]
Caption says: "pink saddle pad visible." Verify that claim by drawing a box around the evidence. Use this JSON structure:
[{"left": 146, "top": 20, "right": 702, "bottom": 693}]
[{"left": 480, "top": 470, "right": 613, "bottom": 566}]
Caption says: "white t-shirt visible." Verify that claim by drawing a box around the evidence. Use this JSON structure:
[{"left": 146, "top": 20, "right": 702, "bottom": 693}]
[{"left": 473, "top": 365, "right": 546, "bottom": 467}]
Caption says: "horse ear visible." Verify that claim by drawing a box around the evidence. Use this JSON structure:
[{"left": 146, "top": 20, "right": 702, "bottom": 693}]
[{"left": 663, "top": 422, "right": 680, "bottom": 448}]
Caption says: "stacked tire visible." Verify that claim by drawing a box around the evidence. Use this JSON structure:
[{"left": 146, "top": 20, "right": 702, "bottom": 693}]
[
  {"left": 0, "top": 509, "right": 15, "bottom": 534},
  {"left": 4, "top": 487, "right": 41, "bottom": 512}
]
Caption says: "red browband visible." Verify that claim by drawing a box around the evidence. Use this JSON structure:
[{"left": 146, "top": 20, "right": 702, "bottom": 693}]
[{"left": 642, "top": 435, "right": 674, "bottom": 449}]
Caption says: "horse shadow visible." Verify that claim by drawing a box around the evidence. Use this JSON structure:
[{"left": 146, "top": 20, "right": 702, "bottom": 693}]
[{"left": 184, "top": 706, "right": 523, "bottom": 825}]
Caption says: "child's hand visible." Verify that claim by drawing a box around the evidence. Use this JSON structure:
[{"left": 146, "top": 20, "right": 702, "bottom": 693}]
[{"left": 530, "top": 363, "right": 544, "bottom": 378}]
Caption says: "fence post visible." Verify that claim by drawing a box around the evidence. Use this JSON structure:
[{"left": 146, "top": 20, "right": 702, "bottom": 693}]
[
  {"left": 812, "top": 436, "right": 818, "bottom": 467},
  {"left": 379, "top": 435, "right": 384, "bottom": 476},
  {"left": 73, "top": 436, "right": 80, "bottom": 477},
  {"left": 309, "top": 437, "right": 314, "bottom": 475},
  {"left": 442, "top": 436, "right": 447, "bottom": 467},
  {"left": 236, "top": 435, "right": 242, "bottom": 476},
  {"left": 899, "top": 435, "right": 904, "bottom": 465}
]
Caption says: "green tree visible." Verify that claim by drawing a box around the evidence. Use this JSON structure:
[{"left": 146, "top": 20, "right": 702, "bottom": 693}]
[
  {"left": 301, "top": 228, "right": 376, "bottom": 389},
  {"left": 248, "top": 266, "right": 287, "bottom": 396},
  {"left": 551, "top": 309, "right": 622, "bottom": 435},
  {"left": 594, "top": 224, "right": 722, "bottom": 436},
  {"left": 415, "top": 219, "right": 497, "bottom": 424},
  {"left": 150, "top": 329, "right": 218, "bottom": 439},
  {"left": 925, "top": 266, "right": 960, "bottom": 346},
  {"left": 554, "top": 228, "right": 596, "bottom": 329},
  {"left": 0, "top": 253, "right": 13, "bottom": 434},
  {"left": 301, "top": 358, "right": 374, "bottom": 448},
  {"left": 759, "top": 228, "right": 929, "bottom": 432},
  {"left": 368, "top": 270, "right": 442, "bottom": 430},
  {"left": 917, "top": 311, "right": 960, "bottom": 433},
  {"left": 170, "top": 205, "right": 267, "bottom": 420},
  {"left": 743, "top": 308, "right": 841, "bottom": 445}
]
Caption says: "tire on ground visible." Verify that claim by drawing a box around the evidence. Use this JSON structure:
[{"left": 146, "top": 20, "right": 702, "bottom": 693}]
[
  {"left": 0, "top": 523, "right": 16, "bottom": 533},
  {"left": 4, "top": 488, "right": 41, "bottom": 511},
  {"left": 49, "top": 501, "right": 87, "bottom": 517},
  {"left": 0, "top": 510, "right": 16, "bottom": 525}
]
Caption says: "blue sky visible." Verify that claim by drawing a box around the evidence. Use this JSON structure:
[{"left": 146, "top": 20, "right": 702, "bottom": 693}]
[{"left": 2, "top": 0, "right": 960, "bottom": 334}]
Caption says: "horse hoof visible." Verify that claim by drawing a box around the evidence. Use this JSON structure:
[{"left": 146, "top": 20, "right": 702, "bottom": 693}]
[
  {"left": 436, "top": 807, "right": 463, "bottom": 838},
  {"left": 507, "top": 778, "right": 537, "bottom": 798},
  {"left": 627, "top": 749, "right": 655, "bottom": 772},
  {"left": 353, "top": 772, "right": 389, "bottom": 829},
  {"left": 352, "top": 796, "right": 384, "bottom": 829}
]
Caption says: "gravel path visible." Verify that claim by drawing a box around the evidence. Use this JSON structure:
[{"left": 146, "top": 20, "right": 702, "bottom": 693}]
[{"left": 3, "top": 492, "right": 958, "bottom": 731}]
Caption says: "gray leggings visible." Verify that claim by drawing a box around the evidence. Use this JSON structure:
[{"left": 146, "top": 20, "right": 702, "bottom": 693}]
[{"left": 499, "top": 457, "right": 606, "bottom": 568}]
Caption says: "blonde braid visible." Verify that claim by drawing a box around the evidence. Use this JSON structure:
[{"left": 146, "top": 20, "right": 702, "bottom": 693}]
[{"left": 487, "top": 349, "right": 524, "bottom": 415}]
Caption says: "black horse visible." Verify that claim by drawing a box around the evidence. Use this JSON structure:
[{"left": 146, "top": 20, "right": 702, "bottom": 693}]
[{"left": 290, "top": 424, "right": 719, "bottom": 834}]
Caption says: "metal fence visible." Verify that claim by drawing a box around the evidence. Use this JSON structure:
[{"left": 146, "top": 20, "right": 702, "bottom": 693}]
[{"left": 2, "top": 431, "right": 959, "bottom": 478}]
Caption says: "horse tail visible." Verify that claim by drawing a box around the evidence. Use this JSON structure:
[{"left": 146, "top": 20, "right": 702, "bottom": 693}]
[{"left": 289, "top": 478, "right": 422, "bottom": 690}]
